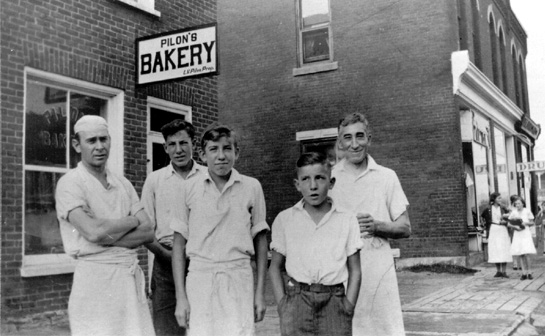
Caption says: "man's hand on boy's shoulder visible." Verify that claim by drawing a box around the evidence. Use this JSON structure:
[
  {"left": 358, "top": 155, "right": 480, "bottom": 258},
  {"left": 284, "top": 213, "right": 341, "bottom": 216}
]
[{"left": 254, "top": 292, "right": 266, "bottom": 322}]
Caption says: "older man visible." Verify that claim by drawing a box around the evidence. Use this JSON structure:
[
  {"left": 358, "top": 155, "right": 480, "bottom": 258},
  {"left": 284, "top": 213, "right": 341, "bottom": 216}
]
[
  {"left": 330, "top": 113, "right": 411, "bottom": 336},
  {"left": 142, "top": 119, "right": 205, "bottom": 336},
  {"left": 55, "top": 115, "right": 155, "bottom": 336}
]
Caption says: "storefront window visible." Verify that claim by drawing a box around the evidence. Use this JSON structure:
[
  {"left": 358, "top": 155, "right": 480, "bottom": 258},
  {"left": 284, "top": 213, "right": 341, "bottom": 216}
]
[
  {"left": 494, "top": 127, "right": 509, "bottom": 206},
  {"left": 24, "top": 81, "right": 105, "bottom": 256},
  {"left": 472, "top": 141, "right": 493, "bottom": 227}
]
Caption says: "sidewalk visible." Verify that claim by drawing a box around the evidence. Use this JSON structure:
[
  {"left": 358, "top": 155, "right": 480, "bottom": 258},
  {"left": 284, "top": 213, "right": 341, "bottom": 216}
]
[{"left": 6, "top": 256, "right": 545, "bottom": 335}]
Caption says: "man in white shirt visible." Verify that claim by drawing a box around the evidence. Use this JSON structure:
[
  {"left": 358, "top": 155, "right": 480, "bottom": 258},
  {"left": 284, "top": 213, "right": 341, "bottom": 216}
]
[
  {"left": 142, "top": 119, "right": 205, "bottom": 336},
  {"left": 55, "top": 115, "right": 155, "bottom": 336},
  {"left": 330, "top": 113, "right": 411, "bottom": 336}
]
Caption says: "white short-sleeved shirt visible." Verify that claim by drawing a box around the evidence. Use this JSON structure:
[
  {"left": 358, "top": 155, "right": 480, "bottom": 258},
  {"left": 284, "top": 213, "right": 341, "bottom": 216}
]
[
  {"left": 170, "top": 168, "right": 269, "bottom": 263},
  {"left": 55, "top": 162, "right": 143, "bottom": 258},
  {"left": 141, "top": 161, "right": 205, "bottom": 247},
  {"left": 330, "top": 155, "right": 410, "bottom": 250},
  {"left": 271, "top": 199, "right": 363, "bottom": 285}
]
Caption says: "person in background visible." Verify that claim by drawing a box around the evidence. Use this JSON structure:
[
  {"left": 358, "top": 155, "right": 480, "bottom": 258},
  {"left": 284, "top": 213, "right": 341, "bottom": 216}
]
[
  {"left": 330, "top": 113, "right": 411, "bottom": 336},
  {"left": 269, "top": 152, "right": 362, "bottom": 336},
  {"left": 480, "top": 193, "right": 511, "bottom": 278},
  {"left": 171, "top": 123, "right": 269, "bottom": 336},
  {"left": 55, "top": 115, "right": 155, "bottom": 336},
  {"left": 142, "top": 119, "right": 205, "bottom": 336},
  {"left": 508, "top": 196, "right": 536, "bottom": 280}
]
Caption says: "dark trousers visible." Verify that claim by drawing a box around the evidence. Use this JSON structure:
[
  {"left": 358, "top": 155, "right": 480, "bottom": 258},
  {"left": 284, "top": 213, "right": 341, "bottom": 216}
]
[
  {"left": 278, "top": 280, "right": 354, "bottom": 336},
  {"left": 150, "top": 256, "right": 186, "bottom": 336}
]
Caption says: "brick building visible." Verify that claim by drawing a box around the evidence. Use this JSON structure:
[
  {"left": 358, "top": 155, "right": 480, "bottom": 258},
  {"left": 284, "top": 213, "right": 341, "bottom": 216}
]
[
  {"left": 217, "top": 0, "right": 540, "bottom": 265},
  {"left": 1, "top": 0, "right": 217, "bottom": 326}
]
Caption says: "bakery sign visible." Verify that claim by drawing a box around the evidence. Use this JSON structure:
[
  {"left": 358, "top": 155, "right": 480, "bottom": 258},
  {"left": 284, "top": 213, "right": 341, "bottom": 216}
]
[{"left": 136, "top": 23, "right": 218, "bottom": 85}]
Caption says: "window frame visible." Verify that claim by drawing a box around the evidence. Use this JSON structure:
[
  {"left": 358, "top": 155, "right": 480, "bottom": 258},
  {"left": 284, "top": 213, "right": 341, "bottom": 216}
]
[
  {"left": 21, "top": 67, "right": 124, "bottom": 277},
  {"left": 294, "top": 0, "right": 338, "bottom": 76}
]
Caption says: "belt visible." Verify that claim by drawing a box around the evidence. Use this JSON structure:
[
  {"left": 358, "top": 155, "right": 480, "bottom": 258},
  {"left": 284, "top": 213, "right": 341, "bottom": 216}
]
[
  {"left": 491, "top": 222, "right": 505, "bottom": 226},
  {"left": 288, "top": 278, "right": 344, "bottom": 293},
  {"left": 160, "top": 243, "right": 172, "bottom": 251}
]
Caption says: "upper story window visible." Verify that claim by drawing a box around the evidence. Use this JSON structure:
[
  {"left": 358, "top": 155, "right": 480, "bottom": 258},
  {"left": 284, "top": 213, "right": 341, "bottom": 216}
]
[
  {"left": 294, "top": 0, "right": 338, "bottom": 76},
  {"left": 498, "top": 28, "right": 508, "bottom": 95},
  {"left": 512, "top": 46, "right": 522, "bottom": 108},
  {"left": 489, "top": 14, "right": 500, "bottom": 87},
  {"left": 470, "top": 0, "right": 482, "bottom": 70},
  {"left": 22, "top": 68, "right": 124, "bottom": 277},
  {"left": 116, "top": 0, "right": 160, "bottom": 17}
]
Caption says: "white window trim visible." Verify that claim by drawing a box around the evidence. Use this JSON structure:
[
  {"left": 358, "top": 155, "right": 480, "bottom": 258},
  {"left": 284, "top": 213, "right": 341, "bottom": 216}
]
[
  {"left": 116, "top": 0, "right": 161, "bottom": 17},
  {"left": 22, "top": 67, "right": 124, "bottom": 277},
  {"left": 296, "top": 127, "right": 338, "bottom": 141}
]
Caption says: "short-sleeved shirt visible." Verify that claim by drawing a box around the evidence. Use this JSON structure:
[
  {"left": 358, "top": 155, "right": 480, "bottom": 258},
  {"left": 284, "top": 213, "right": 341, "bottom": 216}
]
[
  {"left": 170, "top": 168, "right": 269, "bottom": 263},
  {"left": 141, "top": 161, "right": 205, "bottom": 247},
  {"left": 330, "top": 155, "right": 410, "bottom": 250},
  {"left": 55, "top": 162, "right": 143, "bottom": 258},
  {"left": 271, "top": 199, "right": 363, "bottom": 285}
]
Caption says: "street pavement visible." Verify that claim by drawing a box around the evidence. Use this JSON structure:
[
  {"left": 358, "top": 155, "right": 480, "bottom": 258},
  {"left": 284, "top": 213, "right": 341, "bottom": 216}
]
[{"left": 7, "top": 255, "right": 545, "bottom": 335}]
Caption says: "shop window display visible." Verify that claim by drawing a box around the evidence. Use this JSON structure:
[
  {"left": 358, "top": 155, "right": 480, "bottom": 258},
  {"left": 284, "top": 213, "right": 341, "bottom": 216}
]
[{"left": 24, "top": 81, "right": 106, "bottom": 256}]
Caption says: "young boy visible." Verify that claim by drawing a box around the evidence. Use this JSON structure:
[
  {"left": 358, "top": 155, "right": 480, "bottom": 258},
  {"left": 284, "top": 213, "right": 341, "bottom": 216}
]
[
  {"left": 269, "top": 152, "right": 363, "bottom": 336},
  {"left": 171, "top": 123, "right": 269, "bottom": 336}
]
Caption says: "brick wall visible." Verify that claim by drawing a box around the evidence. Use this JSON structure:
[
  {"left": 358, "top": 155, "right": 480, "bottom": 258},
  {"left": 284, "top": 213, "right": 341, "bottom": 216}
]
[
  {"left": 1, "top": 0, "right": 217, "bottom": 322},
  {"left": 218, "top": 0, "right": 468, "bottom": 258}
]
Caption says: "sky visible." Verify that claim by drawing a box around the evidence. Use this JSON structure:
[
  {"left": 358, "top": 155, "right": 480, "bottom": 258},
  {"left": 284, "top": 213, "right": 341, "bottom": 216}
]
[{"left": 510, "top": 0, "right": 545, "bottom": 161}]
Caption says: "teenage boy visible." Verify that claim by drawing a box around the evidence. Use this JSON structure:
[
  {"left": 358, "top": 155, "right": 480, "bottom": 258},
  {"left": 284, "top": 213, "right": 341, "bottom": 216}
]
[
  {"left": 142, "top": 119, "right": 205, "bottom": 336},
  {"left": 55, "top": 115, "right": 155, "bottom": 336},
  {"left": 331, "top": 113, "right": 411, "bottom": 335},
  {"left": 269, "top": 152, "right": 363, "bottom": 336},
  {"left": 171, "top": 123, "right": 269, "bottom": 336}
]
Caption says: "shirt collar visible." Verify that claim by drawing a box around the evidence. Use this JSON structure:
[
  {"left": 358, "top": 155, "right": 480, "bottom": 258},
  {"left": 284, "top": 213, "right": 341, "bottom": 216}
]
[
  {"left": 166, "top": 160, "right": 204, "bottom": 180},
  {"left": 294, "top": 197, "right": 337, "bottom": 211},
  {"left": 337, "top": 154, "right": 379, "bottom": 176},
  {"left": 77, "top": 161, "right": 115, "bottom": 189},
  {"left": 204, "top": 168, "right": 241, "bottom": 191}
]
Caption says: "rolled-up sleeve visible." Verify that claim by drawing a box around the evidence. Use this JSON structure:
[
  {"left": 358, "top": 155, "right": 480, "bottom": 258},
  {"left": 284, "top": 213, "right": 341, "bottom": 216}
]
[
  {"left": 388, "top": 172, "right": 410, "bottom": 222},
  {"left": 250, "top": 180, "right": 269, "bottom": 238},
  {"left": 346, "top": 214, "right": 364, "bottom": 256},
  {"left": 270, "top": 212, "right": 286, "bottom": 256},
  {"left": 55, "top": 176, "right": 86, "bottom": 221},
  {"left": 141, "top": 175, "right": 156, "bottom": 229},
  {"left": 169, "top": 181, "right": 190, "bottom": 239}
]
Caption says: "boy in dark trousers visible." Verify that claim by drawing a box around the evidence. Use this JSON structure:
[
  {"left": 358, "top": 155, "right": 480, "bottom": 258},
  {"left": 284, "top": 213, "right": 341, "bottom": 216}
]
[{"left": 269, "top": 152, "right": 363, "bottom": 336}]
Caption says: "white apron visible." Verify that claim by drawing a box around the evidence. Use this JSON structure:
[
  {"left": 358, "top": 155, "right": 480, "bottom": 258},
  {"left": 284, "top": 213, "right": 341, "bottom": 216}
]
[{"left": 69, "top": 251, "right": 155, "bottom": 336}]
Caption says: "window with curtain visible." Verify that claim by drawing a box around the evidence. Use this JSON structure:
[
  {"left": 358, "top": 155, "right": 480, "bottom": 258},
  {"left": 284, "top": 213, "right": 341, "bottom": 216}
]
[{"left": 298, "top": 0, "right": 332, "bottom": 65}]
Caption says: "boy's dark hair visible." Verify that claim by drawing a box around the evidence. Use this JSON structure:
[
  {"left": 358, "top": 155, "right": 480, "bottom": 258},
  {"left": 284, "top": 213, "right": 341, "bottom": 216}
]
[
  {"left": 160, "top": 119, "right": 196, "bottom": 142},
  {"left": 338, "top": 113, "right": 371, "bottom": 134},
  {"left": 200, "top": 123, "right": 238, "bottom": 150},
  {"left": 296, "top": 152, "right": 331, "bottom": 176}
]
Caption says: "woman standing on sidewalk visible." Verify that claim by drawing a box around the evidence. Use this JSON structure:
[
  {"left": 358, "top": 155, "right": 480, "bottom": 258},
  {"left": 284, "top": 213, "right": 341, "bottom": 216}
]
[
  {"left": 508, "top": 196, "right": 536, "bottom": 280},
  {"left": 481, "top": 193, "right": 512, "bottom": 278}
]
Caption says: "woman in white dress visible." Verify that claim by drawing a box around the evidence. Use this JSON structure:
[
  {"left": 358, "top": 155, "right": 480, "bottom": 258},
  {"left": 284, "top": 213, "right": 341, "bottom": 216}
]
[
  {"left": 508, "top": 196, "right": 536, "bottom": 280},
  {"left": 481, "top": 193, "right": 511, "bottom": 278}
]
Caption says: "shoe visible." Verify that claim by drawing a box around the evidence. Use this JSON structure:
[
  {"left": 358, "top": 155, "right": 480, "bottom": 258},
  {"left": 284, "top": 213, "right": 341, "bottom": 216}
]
[
  {"left": 521, "top": 275, "right": 527, "bottom": 280},
  {"left": 513, "top": 267, "right": 520, "bottom": 270},
  {"left": 494, "top": 272, "right": 502, "bottom": 278},
  {"left": 528, "top": 274, "right": 533, "bottom": 280},
  {"left": 501, "top": 273, "right": 509, "bottom": 278}
]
